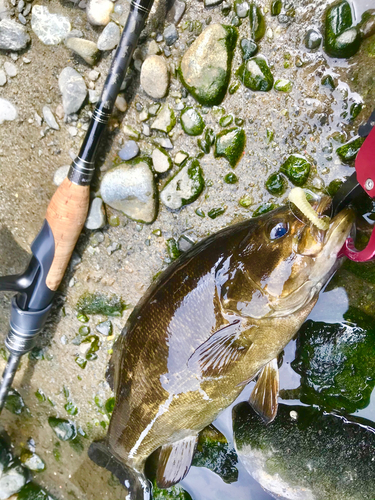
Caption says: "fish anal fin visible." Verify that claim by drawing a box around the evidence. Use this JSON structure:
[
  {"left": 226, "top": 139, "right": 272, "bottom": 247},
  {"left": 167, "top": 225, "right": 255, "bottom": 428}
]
[
  {"left": 188, "top": 320, "right": 254, "bottom": 378},
  {"left": 156, "top": 435, "right": 198, "bottom": 488},
  {"left": 249, "top": 358, "right": 279, "bottom": 424}
]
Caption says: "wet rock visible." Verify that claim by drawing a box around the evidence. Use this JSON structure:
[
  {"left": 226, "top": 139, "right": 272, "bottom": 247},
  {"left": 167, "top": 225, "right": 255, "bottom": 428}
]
[
  {"left": 53, "top": 165, "right": 70, "bottom": 186},
  {"left": 237, "top": 55, "right": 273, "bottom": 91},
  {"left": 233, "top": 402, "right": 375, "bottom": 500},
  {"left": 77, "top": 292, "right": 126, "bottom": 316},
  {"left": 86, "top": 0, "right": 113, "bottom": 26},
  {"left": 359, "top": 10, "right": 375, "bottom": 39},
  {"left": 48, "top": 417, "right": 77, "bottom": 441},
  {"left": 179, "top": 24, "right": 237, "bottom": 106},
  {"left": 0, "top": 19, "right": 30, "bottom": 50},
  {"left": 123, "top": 124, "right": 140, "bottom": 139},
  {"left": 66, "top": 37, "right": 99, "bottom": 66},
  {"left": 240, "top": 38, "right": 257, "bottom": 59},
  {"left": 101, "top": 158, "right": 158, "bottom": 224},
  {"left": 0, "top": 98, "right": 17, "bottom": 124},
  {"left": 31, "top": 5, "right": 71, "bottom": 45},
  {"left": 274, "top": 78, "right": 292, "bottom": 92},
  {"left": 96, "top": 319, "right": 112, "bottom": 336},
  {"left": 155, "top": 137, "right": 173, "bottom": 149},
  {"left": 3, "top": 61, "right": 16, "bottom": 77},
  {"left": 0, "top": 69, "right": 5, "bottom": 86},
  {"left": 336, "top": 136, "right": 365, "bottom": 162},
  {"left": 304, "top": 28, "right": 322, "bottom": 50},
  {"left": 58, "top": 67, "right": 87, "bottom": 115},
  {"left": 20, "top": 451, "right": 46, "bottom": 472},
  {"left": 151, "top": 104, "right": 176, "bottom": 133},
  {"left": 234, "top": 0, "right": 250, "bottom": 18},
  {"left": 97, "top": 21, "right": 120, "bottom": 50},
  {"left": 265, "top": 172, "right": 286, "bottom": 195},
  {"left": 140, "top": 55, "right": 169, "bottom": 99},
  {"left": 163, "top": 24, "right": 178, "bottom": 46},
  {"left": 324, "top": 0, "right": 360, "bottom": 58},
  {"left": 85, "top": 197, "right": 106, "bottom": 229},
  {"left": 152, "top": 147, "right": 172, "bottom": 173},
  {"left": 119, "top": 140, "right": 139, "bottom": 160},
  {"left": 166, "top": 0, "right": 185, "bottom": 25},
  {"left": 214, "top": 127, "right": 246, "bottom": 167},
  {"left": 280, "top": 154, "right": 311, "bottom": 186},
  {"left": 0, "top": 466, "right": 28, "bottom": 499},
  {"left": 88, "top": 89, "right": 100, "bottom": 103},
  {"left": 249, "top": 3, "right": 265, "bottom": 41},
  {"left": 42, "top": 105, "right": 59, "bottom": 130},
  {"left": 160, "top": 158, "right": 204, "bottom": 210},
  {"left": 270, "top": 0, "right": 282, "bottom": 16},
  {"left": 180, "top": 107, "right": 205, "bottom": 136}
]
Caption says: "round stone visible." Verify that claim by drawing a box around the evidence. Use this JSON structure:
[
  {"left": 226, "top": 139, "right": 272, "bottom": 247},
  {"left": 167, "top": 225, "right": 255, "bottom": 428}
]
[
  {"left": 85, "top": 197, "right": 106, "bottom": 229},
  {"left": 58, "top": 67, "right": 87, "bottom": 115},
  {"left": 140, "top": 55, "right": 169, "bottom": 99},
  {"left": 152, "top": 147, "right": 172, "bottom": 173},
  {"left": 0, "top": 466, "right": 27, "bottom": 499},
  {"left": 304, "top": 28, "right": 322, "bottom": 50},
  {"left": 0, "top": 98, "right": 17, "bottom": 124},
  {"left": 3, "top": 61, "right": 17, "bottom": 77},
  {"left": 97, "top": 21, "right": 120, "bottom": 50},
  {"left": 86, "top": 0, "right": 113, "bottom": 26},
  {"left": 119, "top": 140, "right": 139, "bottom": 161},
  {"left": 66, "top": 37, "right": 99, "bottom": 66},
  {"left": 31, "top": 5, "right": 71, "bottom": 45},
  {"left": 0, "top": 19, "right": 30, "bottom": 51},
  {"left": 101, "top": 158, "right": 158, "bottom": 224}
]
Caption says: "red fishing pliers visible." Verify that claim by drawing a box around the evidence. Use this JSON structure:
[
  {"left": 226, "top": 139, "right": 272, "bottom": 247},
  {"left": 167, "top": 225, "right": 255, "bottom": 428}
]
[{"left": 332, "top": 109, "right": 375, "bottom": 262}]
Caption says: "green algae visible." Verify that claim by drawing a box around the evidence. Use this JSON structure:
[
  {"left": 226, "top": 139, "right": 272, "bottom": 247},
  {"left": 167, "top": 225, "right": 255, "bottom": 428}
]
[
  {"left": 152, "top": 481, "right": 192, "bottom": 500},
  {"left": 76, "top": 292, "right": 127, "bottom": 317},
  {"left": 219, "top": 114, "right": 233, "bottom": 127},
  {"left": 18, "top": 482, "right": 57, "bottom": 500},
  {"left": 336, "top": 136, "right": 365, "bottom": 162},
  {"left": 265, "top": 172, "right": 286, "bottom": 195},
  {"left": 5, "top": 389, "right": 26, "bottom": 415},
  {"left": 240, "top": 38, "right": 258, "bottom": 59},
  {"left": 20, "top": 451, "right": 46, "bottom": 472},
  {"left": 274, "top": 78, "right": 293, "bottom": 92},
  {"left": 321, "top": 74, "right": 336, "bottom": 89},
  {"left": 214, "top": 127, "right": 246, "bottom": 167},
  {"left": 160, "top": 159, "right": 205, "bottom": 210},
  {"left": 324, "top": 0, "right": 360, "bottom": 58},
  {"left": 208, "top": 207, "right": 226, "bottom": 219},
  {"left": 180, "top": 107, "right": 205, "bottom": 136},
  {"left": 350, "top": 102, "right": 362, "bottom": 120},
  {"left": 224, "top": 172, "right": 238, "bottom": 184},
  {"left": 327, "top": 178, "right": 344, "bottom": 197},
  {"left": 239, "top": 195, "right": 253, "bottom": 208},
  {"left": 248, "top": 3, "right": 265, "bottom": 41},
  {"left": 48, "top": 418, "right": 77, "bottom": 441},
  {"left": 237, "top": 56, "right": 273, "bottom": 92},
  {"left": 166, "top": 238, "right": 181, "bottom": 260},
  {"left": 270, "top": 0, "right": 282, "bottom": 16},
  {"left": 198, "top": 127, "right": 215, "bottom": 154},
  {"left": 280, "top": 154, "right": 311, "bottom": 186},
  {"left": 192, "top": 425, "right": 238, "bottom": 483},
  {"left": 252, "top": 202, "right": 276, "bottom": 217}
]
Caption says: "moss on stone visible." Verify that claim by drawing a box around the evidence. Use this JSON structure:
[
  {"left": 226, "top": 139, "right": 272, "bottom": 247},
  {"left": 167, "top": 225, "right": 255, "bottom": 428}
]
[
  {"left": 180, "top": 107, "right": 205, "bottom": 135},
  {"left": 76, "top": 292, "right": 127, "bottom": 317},
  {"left": 280, "top": 154, "right": 311, "bottom": 186},
  {"left": 265, "top": 172, "right": 286, "bottom": 195},
  {"left": 237, "top": 56, "right": 273, "bottom": 91},
  {"left": 214, "top": 127, "right": 246, "bottom": 167},
  {"left": 336, "top": 136, "right": 365, "bottom": 162}
]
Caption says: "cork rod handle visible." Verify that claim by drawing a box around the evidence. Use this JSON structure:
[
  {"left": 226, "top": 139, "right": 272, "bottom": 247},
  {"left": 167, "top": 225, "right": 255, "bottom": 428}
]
[{"left": 45, "top": 177, "right": 90, "bottom": 291}]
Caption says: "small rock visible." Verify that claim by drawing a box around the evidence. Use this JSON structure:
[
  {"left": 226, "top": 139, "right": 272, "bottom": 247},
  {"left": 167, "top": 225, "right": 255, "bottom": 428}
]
[
  {"left": 359, "top": 10, "right": 375, "bottom": 39},
  {"left": 48, "top": 417, "right": 77, "bottom": 441},
  {"left": 151, "top": 104, "right": 176, "bottom": 133},
  {"left": 148, "top": 39, "right": 161, "bottom": 55},
  {"left": 166, "top": 0, "right": 185, "bottom": 25},
  {"left": 66, "top": 28, "right": 84, "bottom": 40},
  {"left": 234, "top": 0, "right": 250, "bottom": 18},
  {"left": 180, "top": 107, "right": 205, "bottom": 135},
  {"left": 31, "top": 5, "right": 71, "bottom": 45},
  {"left": 66, "top": 37, "right": 99, "bottom": 66},
  {"left": 237, "top": 56, "right": 274, "bottom": 92},
  {"left": 0, "top": 0, "right": 10, "bottom": 20},
  {"left": 240, "top": 38, "right": 258, "bottom": 59},
  {"left": 204, "top": 0, "right": 223, "bottom": 6},
  {"left": 88, "top": 89, "right": 100, "bottom": 103},
  {"left": 274, "top": 78, "right": 292, "bottom": 92},
  {"left": 115, "top": 95, "right": 127, "bottom": 112},
  {"left": 0, "top": 19, "right": 30, "bottom": 50},
  {"left": 34, "top": 111, "right": 42, "bottom": 126},
  {"left": 179, "top": 24, "right": 237, "bottom": 106},
  {"left": 0, "top": 98, "right": 17, "bottom": 124},
  {"left": 58, "top": 67, "right": 87, "bottom": 115},
  {"left": 155, "top": 137, "right": 173, "bottom": 149},
  {"left": 85, "top": 197, "right": 106, "bottom": 229},
  {"left": 160, "top": 158, "right": 204, "bottom": 210},
  {"left": 0, "top": 466, "right": 28, "bottom": 499},
  {"left": 163, "top": 24, "right": 178, "bottom": 46},
  {"left": 88, "top": 69, "right": 100, "bottom": 81},
  {"left": 3, "top": 61, "right": 17, "bottom": 77},
  {"left": 140, "top": 55, "right": 169, "bottom": 99},
  {"left": 96, "top": 319, "right": 112, "bottom": 336},
  {"left": 119, "top": 140, "right": 139, "bottom": 160},
  {"left": 101, "top": 158, "right": 158, "bottom": 224},
  {"left": 68, "top": 125, "right": 77, "bottom": 136},
  {"left": 152, "top": 147, "right": 172, "bottom": 173},
  {"left": 214, "top": 127, "right": 246, "bottom": 167},
  {"left": 304, "top": 28, "right": 322, "bottom": 50},
  {"left": 123, "top": 124, "right": 140, "bottom": 139},
  {"left": 42, "top": 106, "right": 59, "bottom": 130},
  {"left": 86, "top": 0, "right": 113, "bottom": 26},
  {"left": 174, "top": 151, "right": 188, "bottom": 165},
  {"left": 53, "top": 165, "right": 70, "bottom": 186},
  {"left": 142, "top": 123, "right": 150, "bottom": 136},
  {"left": 97, "top": 21, "right": 120, "bottom": 50},
  {"left": 0, "top": 69, "right": 6, "bottom": 86}
]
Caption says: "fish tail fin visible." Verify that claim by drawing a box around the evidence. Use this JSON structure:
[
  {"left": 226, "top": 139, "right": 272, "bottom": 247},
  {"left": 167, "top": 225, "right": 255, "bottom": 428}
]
[{"left": 88, "top": 440, "right": 151, "bottom": 500}]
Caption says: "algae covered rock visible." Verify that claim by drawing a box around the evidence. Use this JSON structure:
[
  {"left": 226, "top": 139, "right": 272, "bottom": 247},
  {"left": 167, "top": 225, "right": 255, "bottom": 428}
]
[
  {"left": 214, "top": 127, "right": 246, "bottom": 167},
  {"left": 291, "top": 316, "right": 375, "bottom": 413},
  {"left": 280, "top": 154, "right": 311, "bottom": 186},
  {"left": 248, "top": 3, "right": 265, "bottom": 41},
  {"left": 160, "top": 158, "right": 205, "bottom": 210},
  {"left": 233, "top": 402, "right": 375, "bottom": 500},
  {"left": 237, "top": 56, "right": 273, "bottom": 92},
  {"left": 336, "top": 136, "right": 365, "bottom": 162},
  {"left": 18, "top": 482, "right": 57, "bottom": 500},
  {"left": 101, "top": 158, "right": 158, "bottom": 224},
  {"left": 77, "top": 292, "right": 127, "bottom": 316},
  {"left": 151, "top": 104, "right": 176, "bottom": 134},
  {"left": 179, "top": 24, "right": 238, "bottom": 106},
  {"left": 180, "top": 107, "right": 205, "bottom": 136},
  {"left": 192, "top": 425, "right": 238, "bottom": 483},
  {"left": 48, "top": 417, "right": 77, "bottom": 441},
  {"left": 265, "top": 172, "right": 286, "bottom": 196},
  {"left": 324, "top": 0, "right": 361, "bottom": 58}
]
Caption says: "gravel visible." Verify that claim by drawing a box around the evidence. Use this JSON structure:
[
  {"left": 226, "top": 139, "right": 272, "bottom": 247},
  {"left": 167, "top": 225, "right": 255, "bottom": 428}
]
[
  {"left": 0, "top": 69, "right": 6, "bottom": 86},
  {"left": 163, "top": 24, "right": 179, "bottom": 46},
  {"left": 58, "top": 66, "right": 87, "bottom": 115},
  {"left": 53, "top": 165, "right": 70, "bottom": 186},
  {"left": 42, "top": 105, "right": 59, "bottom": 130}
]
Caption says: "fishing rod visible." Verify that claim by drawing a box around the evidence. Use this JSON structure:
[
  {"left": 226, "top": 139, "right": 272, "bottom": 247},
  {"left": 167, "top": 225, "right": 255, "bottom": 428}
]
[{"left": 0, "top": 0, "right": 154, "bottom": 412}]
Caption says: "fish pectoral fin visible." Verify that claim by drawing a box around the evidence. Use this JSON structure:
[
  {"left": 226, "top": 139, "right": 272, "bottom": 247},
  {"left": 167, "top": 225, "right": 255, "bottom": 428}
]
[
  {"left": 156, "top": 435, "right": 198, "bottom": 488},
  {"left": 188, "top": 320, "right": 254, "bottom": 378},
  {"left": 249, "top": 358, "right": 279, "bottom": 424}
]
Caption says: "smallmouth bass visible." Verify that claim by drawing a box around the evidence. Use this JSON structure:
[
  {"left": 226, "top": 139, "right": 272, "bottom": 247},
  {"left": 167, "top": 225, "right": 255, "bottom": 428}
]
[{"left": 89, "top": 197, "right": 354, "bottom": 499}]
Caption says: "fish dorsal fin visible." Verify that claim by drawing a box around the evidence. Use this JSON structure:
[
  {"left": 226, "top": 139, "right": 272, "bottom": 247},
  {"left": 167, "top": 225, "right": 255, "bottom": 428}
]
[
  {"left": 156, "top": 435, "right": 198, "bottom": 488},
  {"left": 188, "top": 320, "right": 254, "bottom": 378},
  {"left": 249, "top": 358, "right": 279, "bottom": 424}
]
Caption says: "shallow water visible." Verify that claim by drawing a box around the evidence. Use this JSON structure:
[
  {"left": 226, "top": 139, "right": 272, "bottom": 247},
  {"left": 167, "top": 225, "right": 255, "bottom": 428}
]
[{"left": 0, "top": 0, "right": 375, "bottom": 498}]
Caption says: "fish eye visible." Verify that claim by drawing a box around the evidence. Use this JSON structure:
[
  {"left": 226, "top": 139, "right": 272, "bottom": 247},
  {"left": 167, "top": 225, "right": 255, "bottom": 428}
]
[{"left": 269, "top": 222, "right": 289, "bottom": 240}]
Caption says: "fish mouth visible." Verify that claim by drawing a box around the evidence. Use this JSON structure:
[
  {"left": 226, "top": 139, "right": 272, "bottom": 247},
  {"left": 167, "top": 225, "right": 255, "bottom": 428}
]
[{"left": 324, "top": 207, "right": 355, "bottom": 249}]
